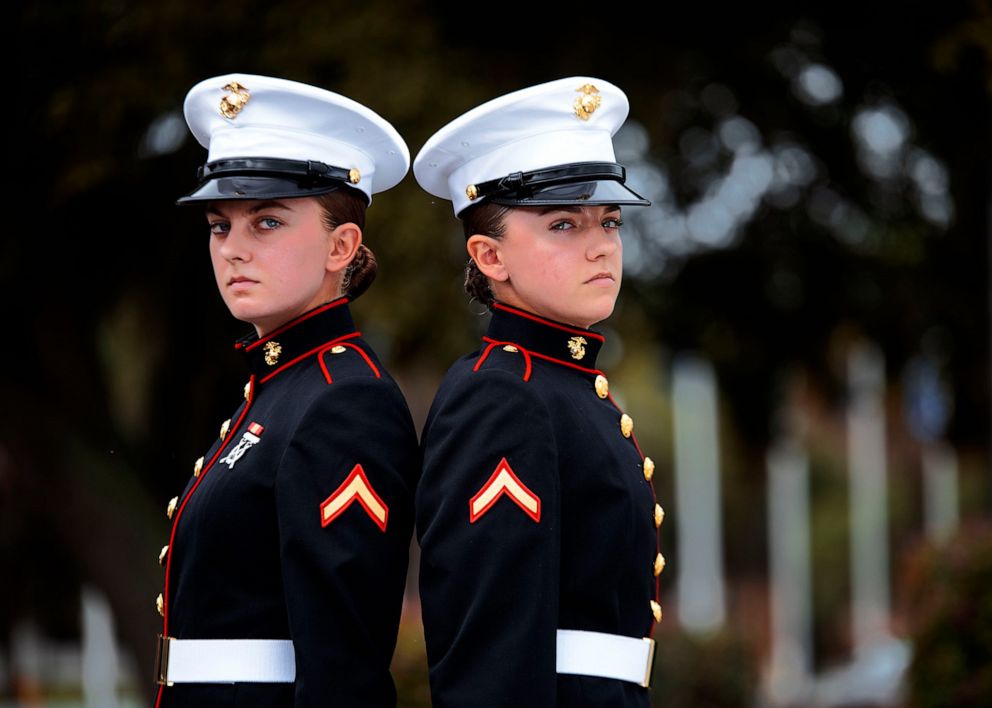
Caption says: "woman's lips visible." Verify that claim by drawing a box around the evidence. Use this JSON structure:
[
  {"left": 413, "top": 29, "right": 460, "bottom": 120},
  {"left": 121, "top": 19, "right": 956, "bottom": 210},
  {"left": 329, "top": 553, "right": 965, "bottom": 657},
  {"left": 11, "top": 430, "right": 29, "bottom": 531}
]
[
  {"left": 585, "top": 272, "right": 615, "bottom": 285},
  {"left": 228, "top": 276, "right": 259, "bottom": 292}
]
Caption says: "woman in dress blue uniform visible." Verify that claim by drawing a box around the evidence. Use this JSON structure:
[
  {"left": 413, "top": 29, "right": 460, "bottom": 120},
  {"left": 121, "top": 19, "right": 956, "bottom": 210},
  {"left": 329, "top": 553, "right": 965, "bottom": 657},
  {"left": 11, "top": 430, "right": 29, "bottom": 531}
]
[
  {"left": 153, "top": 74, "right": 419, "bottom": 708},
  {"left": 413, "top": 77, "right": 666, "bottom": 707}
]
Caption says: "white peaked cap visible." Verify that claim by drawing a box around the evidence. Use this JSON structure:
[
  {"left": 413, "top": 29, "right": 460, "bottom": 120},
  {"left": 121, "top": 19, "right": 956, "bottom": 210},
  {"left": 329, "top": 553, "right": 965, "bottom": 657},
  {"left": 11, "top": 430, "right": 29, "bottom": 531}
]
[
  {"left": 181, "top": 73, "right": 409, "bottom": 204},
  {"left": 414, "top": 77, "right": 645, "bottom": 216}
]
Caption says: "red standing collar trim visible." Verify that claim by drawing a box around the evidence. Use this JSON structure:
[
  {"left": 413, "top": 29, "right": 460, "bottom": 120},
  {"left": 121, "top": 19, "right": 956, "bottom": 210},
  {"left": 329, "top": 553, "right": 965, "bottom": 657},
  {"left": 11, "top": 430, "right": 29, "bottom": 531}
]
[
  {"left": 239, "top": 297, "right": 351, "bottom": 352},
  {"left": 492, "top": 302, "right": 605, "bottom": 342}
]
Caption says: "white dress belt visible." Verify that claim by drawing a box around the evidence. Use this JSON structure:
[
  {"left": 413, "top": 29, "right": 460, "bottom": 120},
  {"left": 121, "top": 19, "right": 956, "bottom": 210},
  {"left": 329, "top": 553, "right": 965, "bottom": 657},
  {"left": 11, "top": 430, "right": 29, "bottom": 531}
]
[
  {"left": 556, "top": 629, "right": 656, "bottom": 688},
  {"left": 156, "top": 630, "right": 654, "bottom": 687},
  {"left": 156, "top": 636, "right": 296, "bottom": 684}
]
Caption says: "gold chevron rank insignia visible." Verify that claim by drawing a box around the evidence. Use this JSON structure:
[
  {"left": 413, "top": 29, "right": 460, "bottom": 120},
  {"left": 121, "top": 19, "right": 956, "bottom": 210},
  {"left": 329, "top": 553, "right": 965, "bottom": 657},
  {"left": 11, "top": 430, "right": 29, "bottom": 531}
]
[
  {"left": 469, "top": 457, "right": 541, "bottom": 523},
  {"left": 320, "top": 464, "right": 388, "bottom": 532}
]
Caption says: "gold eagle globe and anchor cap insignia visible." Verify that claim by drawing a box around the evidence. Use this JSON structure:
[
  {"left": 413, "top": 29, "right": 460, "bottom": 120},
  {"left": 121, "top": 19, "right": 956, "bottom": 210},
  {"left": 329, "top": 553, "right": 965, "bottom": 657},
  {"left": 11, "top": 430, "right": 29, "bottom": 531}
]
[
  {"left": 573, "top": 84, "right": 601, "bottom": 121},
  {"left": 263, "top": 340, "right": 282, "bottom": 366},
  {"left": 567, "top": 336, "right": 588, "bottom": 360},
  {"left": 219, "top": 81, "right": 251, "bottom": 119}
]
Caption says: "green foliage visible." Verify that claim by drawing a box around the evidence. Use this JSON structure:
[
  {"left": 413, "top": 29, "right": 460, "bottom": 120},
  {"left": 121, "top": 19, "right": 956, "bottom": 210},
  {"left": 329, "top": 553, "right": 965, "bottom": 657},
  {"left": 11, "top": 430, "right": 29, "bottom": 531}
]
[
  {"left": 650, "top": 627, "right": 759, "bottom": 707},
  {"left": 902, "top": 522, "right": 992, "bottom": 707}
]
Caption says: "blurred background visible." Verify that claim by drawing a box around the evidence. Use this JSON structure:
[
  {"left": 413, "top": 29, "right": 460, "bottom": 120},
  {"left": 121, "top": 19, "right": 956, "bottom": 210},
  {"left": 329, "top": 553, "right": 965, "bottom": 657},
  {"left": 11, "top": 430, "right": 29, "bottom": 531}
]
[{"left": 6, "top": 1, "right": 991, "bottom": 706}]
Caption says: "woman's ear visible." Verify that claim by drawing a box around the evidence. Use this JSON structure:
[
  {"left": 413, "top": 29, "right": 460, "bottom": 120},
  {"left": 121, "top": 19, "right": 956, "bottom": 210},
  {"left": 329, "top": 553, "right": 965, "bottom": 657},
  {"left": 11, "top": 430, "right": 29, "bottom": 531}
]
[
  {"left": 326, "top": 223, "right": 362, "bottom": 274},
  {"left": 466, "top": 234, "right": 508, "bottom": 282}
]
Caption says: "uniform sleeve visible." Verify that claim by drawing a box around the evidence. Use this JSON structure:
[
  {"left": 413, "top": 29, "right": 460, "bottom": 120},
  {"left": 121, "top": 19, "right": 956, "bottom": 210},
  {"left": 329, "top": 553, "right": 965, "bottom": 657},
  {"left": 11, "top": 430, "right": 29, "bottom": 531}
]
[
  {"left": 417, "top": 369, "right": 560, "bottom": 708},
  {"left": 275, "top": 377, "right": 418, "bottom": 708}
]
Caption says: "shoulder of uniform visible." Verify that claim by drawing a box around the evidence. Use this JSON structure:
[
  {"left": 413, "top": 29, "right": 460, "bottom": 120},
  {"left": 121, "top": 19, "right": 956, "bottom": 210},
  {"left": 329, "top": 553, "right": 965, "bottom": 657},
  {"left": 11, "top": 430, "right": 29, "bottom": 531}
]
[
  {"left": 317, "top": 341, "right": 382, "bottom": 384},
  {"left": 470, "top": 341, "right": 537, "bottom": 381},
  {"left": 441, "top": 355, "right": 547, "bottom": 409}
]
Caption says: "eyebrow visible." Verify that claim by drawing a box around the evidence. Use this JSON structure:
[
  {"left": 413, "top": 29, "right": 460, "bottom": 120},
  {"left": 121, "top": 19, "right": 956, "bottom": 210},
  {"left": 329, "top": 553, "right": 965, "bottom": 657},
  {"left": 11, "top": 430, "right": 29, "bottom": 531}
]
[
  {"left": 205, "top": 200, "right": 292, "bottom": 217},
  {"left": 535, "top": 204, "right": 622, "bottom": 216}
]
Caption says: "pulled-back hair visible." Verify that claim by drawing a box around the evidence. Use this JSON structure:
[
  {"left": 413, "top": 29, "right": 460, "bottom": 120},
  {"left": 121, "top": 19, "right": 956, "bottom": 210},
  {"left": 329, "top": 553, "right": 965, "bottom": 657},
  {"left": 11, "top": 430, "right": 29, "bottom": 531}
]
[
  {"left": 460, "top": 202, "right": 512, "bottom": 309},
  {"left": 315, "top": 187, "right": 377, "bottom": 300}
]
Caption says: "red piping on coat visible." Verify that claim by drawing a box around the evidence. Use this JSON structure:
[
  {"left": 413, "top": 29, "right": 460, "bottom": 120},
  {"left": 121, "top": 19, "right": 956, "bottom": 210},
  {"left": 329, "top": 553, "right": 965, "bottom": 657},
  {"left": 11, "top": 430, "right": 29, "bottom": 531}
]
[
  {"left": 474, "top": 340, "right": 533, "bottom": 381},
  {"left": 155, "top": 375, "right": 256, "bottom": 708},
  {"left": 260, "top": 332, "right": 362, "bottom": 384},
  {"left": 318, "top": 339, "right": 381, "bottom": 383}
]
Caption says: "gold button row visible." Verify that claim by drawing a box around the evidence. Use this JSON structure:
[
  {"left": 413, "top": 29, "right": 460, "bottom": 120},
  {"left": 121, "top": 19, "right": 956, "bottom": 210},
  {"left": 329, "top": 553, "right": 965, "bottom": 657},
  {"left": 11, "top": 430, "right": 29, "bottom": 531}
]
[{"left": 598, "top": 372, "right": 666, "bottom": 625}]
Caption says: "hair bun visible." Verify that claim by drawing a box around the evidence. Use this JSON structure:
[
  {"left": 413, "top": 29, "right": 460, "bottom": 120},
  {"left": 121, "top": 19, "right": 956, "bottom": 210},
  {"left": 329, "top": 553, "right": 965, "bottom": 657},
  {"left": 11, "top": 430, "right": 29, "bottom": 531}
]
[{"left": 344, "top": 244, "right": 377, "bottom": 299}]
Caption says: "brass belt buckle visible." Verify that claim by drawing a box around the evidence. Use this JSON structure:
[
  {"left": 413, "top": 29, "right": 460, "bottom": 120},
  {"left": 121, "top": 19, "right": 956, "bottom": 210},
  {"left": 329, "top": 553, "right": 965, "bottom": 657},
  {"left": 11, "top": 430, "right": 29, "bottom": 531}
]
[
  {"left": 154, "top": 634, "right": 173, "bottom": 686},
  {"left": 641, "top": 637, "right": 657, "bottom": 688}
]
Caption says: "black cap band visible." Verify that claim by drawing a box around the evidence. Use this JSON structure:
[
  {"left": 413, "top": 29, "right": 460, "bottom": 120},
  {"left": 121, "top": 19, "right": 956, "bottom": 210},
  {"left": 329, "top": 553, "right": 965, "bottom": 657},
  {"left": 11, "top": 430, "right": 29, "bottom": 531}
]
[
  {"left": 176, "top": 157, "right": 365, "bottom": 205},
  {"left": 461, "top": 161, "right": 650, "bottom": 215}
]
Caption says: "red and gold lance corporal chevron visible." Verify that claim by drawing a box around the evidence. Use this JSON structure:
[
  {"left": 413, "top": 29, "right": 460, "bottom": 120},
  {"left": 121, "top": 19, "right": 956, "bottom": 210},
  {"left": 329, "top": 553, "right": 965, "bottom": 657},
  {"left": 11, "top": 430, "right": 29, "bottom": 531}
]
[
  {"left": 319, "top": 464, "right": 388, "bottom": 532},
  {"left": 469, "top": 457, "right": 541, "bottom": 523}
]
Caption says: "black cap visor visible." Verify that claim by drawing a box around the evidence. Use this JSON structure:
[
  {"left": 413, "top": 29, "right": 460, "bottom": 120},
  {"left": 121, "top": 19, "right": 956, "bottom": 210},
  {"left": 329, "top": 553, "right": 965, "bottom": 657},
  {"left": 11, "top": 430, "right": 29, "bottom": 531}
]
[
  {"left": 489, "top": 178, "right": 650, "bottom": 210},
  {"left": 176, "top": 157, "right": 368, "bottom": 205},
  {"left": 457, "top": 161, "right": 650, "bottom": 215}
]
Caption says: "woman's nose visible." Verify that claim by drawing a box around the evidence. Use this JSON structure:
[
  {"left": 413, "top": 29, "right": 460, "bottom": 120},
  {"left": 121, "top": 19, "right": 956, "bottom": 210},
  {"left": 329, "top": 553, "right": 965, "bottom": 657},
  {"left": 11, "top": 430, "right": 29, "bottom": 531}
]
[
  {"left": 587, "top": 228, "right": 619, "bottom": 259},
  {"left": 219, "top": 221, "right": 251, "bottom": 261}
]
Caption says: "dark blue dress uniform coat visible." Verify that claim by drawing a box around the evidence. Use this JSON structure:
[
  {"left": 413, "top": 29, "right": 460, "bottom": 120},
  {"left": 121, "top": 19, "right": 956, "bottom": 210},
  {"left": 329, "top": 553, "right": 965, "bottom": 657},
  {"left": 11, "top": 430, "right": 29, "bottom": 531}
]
[
  {"left": 155, "top": 298, "right": 419, "bottom": 708},
  {"left": 417, "top": 302, "right": 664, "bottom": 707}
]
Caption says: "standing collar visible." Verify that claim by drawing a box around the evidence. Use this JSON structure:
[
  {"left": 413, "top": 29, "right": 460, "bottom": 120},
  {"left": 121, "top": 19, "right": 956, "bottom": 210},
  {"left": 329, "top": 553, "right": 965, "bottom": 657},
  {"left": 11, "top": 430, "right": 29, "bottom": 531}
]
[
  {"left": 485, "top": 302, "right": 605, "bottom": 371},
  {"left": 235, "top": 298, "right": 359, "bottom": 380}
]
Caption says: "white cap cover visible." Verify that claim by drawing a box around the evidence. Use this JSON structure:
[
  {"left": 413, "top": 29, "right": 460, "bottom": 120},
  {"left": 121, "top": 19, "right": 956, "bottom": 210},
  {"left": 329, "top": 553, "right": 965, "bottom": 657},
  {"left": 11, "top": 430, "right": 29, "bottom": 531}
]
[
  {"left": 181, "top": 73, "right": 409, "bottom": 203},
  {"left": 414, "top": 77, "right": 643, "bottom": 215}
]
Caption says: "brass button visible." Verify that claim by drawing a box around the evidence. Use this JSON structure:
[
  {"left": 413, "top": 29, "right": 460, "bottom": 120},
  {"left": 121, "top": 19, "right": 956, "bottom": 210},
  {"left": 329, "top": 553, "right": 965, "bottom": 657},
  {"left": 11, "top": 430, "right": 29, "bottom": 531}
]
[
  {"left": 654, "top": 553, "right": 666, "bottom": 576},
  {"left": 643, "top": 456, "right": 655, "bottom": 481},
  {"left": 348, "top": 168, "right": 361, "bottom": 184},
  {"left": 159, "top": 545, "right": 169, "bottom": 566},
  {"left": 594, "top": 374, "right": 609, "bottom": 399},
  {"left": 193, "top": 456, "right": 204, "bottom": 477},
  {"left": 502, "top": 345, "right": 519, "bottom": 353},
  {"left": 620, "top": 414, "right": 634, "bottom": 438},
  {"left": 243, "top": 381, "right": 251, "bottom": 400},
  {"left": 156, "top": 593, "right": 165, "bottom": 617},
  {"left": 651, "top": 600, "right": 662, "bottom": 622},
  {"left": 219, "top": 419, "right": 231, "bottom": 440},
  {"left": 166, "top": 496, "right": 178, "bottom": 520},
  {"left": 654, "top": 503, "right": 665, "bottom": 528},
  {"left": 331, "top": 345, "right": 347, "bottom": 354}
]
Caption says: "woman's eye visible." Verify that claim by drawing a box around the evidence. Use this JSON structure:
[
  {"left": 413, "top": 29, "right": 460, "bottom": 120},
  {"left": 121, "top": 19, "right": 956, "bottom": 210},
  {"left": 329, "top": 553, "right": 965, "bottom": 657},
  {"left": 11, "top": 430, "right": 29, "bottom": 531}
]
[
  {"left": 258, "top": 217, "right": 282, "bottom": 230},
  {"left": 208, "top": 221, "right": 230, "bottom": 235},
  {"left": 549, "top": 220, "right": 575, "bottom": 231},
  {"left": 603, "top": 218, "right": 624, "bottom": 229}
]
